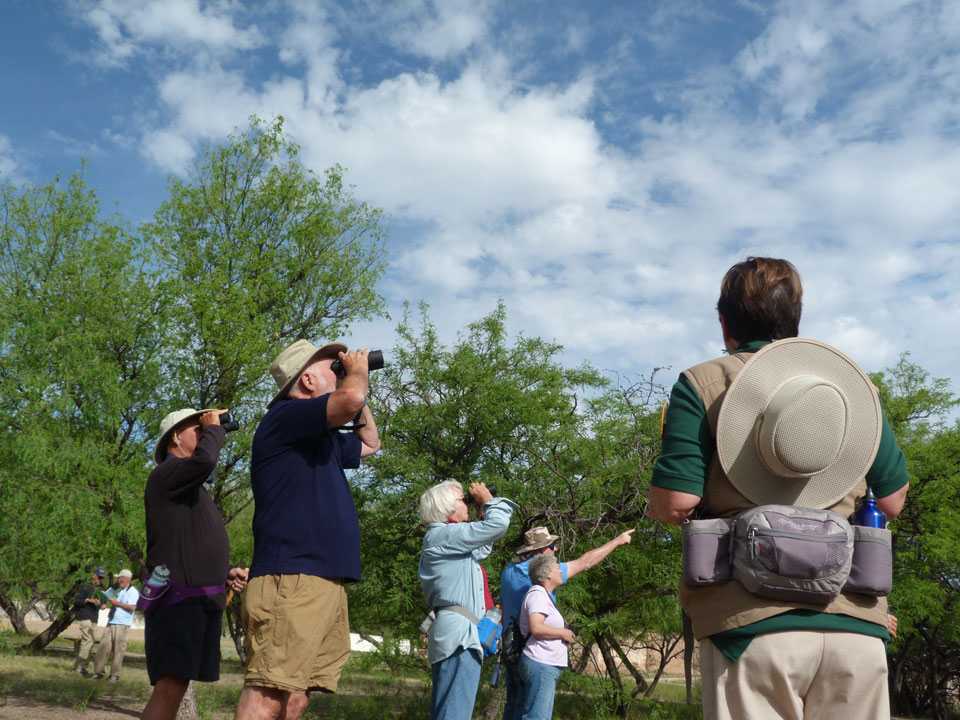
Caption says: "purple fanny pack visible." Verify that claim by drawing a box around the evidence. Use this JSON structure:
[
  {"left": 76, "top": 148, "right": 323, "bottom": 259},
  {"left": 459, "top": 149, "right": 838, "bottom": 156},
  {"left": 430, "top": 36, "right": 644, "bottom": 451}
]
[{"left": 137, "top": 574, "right": 224, "bottom": 613}]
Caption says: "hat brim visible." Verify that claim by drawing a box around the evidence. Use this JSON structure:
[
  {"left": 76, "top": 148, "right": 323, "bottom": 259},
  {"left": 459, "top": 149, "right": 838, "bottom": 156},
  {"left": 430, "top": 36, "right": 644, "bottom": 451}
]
[
  {"left": 152, "top": 408, "right": 217, "bottom": 466},
  {"left": 510, "top": 533, "right": 560, "bottom": 563},
  {"left": 717, "top": 338, "right": 882, "bottom": 509},
  {"left": 267, "top": 342, "right": 347, "bottom": 408}
]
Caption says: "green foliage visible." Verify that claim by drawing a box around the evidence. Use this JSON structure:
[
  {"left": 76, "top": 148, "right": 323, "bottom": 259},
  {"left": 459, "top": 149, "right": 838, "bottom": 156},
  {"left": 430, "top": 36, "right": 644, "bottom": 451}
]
[
  {"left": 0, "top": 170, "right": 161, "bottom": 609},
  {"left": 350, "top": 302, "right": 683, "bottom": 713},
  {"left": 144, "top": 115, "right": 388, "bottom": 524},
  {"left": 872, "top": 355, "right": 960, "bottom": 718},
  {"left": 0, "top": 117, "right": 388, "bottom": 647}
]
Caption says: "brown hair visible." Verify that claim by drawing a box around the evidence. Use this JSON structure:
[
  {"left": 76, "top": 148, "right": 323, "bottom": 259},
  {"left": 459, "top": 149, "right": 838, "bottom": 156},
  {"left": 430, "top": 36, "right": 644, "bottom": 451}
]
[{"left": 717, "top": 257, "right": 802, "bottom": 342}]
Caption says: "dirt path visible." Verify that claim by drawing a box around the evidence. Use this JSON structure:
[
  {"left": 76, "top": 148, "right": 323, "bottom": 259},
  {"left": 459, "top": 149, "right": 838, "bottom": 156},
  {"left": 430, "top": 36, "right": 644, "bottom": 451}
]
[{"left": 0, "top": 695, "right": 145, "bottom": 720}]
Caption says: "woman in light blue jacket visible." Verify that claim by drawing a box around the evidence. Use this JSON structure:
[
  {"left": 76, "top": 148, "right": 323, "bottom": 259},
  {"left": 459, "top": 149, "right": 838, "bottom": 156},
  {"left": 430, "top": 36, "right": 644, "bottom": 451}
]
[{"left": 419, "top": 480, "right": 518, "bottom": 720}]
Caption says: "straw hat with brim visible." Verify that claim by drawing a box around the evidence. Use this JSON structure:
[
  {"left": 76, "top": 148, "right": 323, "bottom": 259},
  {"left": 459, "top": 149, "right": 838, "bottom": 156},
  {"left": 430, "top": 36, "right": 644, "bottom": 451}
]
[
  {"left": 511, "top": 526, "right": 560, "bottom": 563},
  {"left": 153, "top": 408, "right": 216, "bottom": 466},
  {"left": 268, "top": 339, "right": 347, "bottom": 408},
  {"left": 717, "top": 338, "right": 882, "bottom": 510}
]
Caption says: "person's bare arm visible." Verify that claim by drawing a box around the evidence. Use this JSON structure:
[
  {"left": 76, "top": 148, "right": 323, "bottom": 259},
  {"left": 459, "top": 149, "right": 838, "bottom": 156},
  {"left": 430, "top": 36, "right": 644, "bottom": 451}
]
[
  {"left": 109, "top": 596, "right": 137, "bottom": 612},
  {"left": 647, "top": 485, "right": 700, "bottom": 526},
  {"left": 565, "top": 529, "right": 635, "bottom": 580},
  {"left": 877, "top": 483, "right": 909, "bottom": 520},
  {"left": 326, "top": 350, "right": 370, "bottom": 427},
  {"left": 527, "top": 613, "right": 575, "bottom": 644},
  {"left": 355, "top": 404, "right": 380, "bottom": 457}
]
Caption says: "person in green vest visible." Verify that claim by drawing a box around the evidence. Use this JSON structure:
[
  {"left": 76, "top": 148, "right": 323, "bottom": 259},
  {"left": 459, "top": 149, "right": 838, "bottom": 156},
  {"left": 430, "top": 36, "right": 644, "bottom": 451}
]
[{"left": 647, "top": 256, "right": 909, "bottom": 720}]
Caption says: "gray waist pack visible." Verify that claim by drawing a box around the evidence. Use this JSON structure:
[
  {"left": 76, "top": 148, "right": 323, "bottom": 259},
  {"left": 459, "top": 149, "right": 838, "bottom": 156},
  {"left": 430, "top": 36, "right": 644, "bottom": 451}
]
[{"left": 682, "top": 505, "right": 892, "bottom": 604}]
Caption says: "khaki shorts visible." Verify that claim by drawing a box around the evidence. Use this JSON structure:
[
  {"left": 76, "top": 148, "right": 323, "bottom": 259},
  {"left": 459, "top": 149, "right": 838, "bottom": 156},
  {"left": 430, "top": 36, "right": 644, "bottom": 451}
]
[{"left": 242, "top": 574, "right": 351, "bottom": 693}]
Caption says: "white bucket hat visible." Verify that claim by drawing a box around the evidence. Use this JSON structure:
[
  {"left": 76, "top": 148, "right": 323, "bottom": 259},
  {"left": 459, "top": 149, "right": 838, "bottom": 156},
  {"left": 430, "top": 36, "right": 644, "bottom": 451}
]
[
  {"left": 268, "top": 339, "right": 347, "bottom": 407},
  {"left": 717, "top": 338, "right": 882, "bottom": 509},
  {"left": 153, "top": 408, "right": 216, "bottom": 465}
]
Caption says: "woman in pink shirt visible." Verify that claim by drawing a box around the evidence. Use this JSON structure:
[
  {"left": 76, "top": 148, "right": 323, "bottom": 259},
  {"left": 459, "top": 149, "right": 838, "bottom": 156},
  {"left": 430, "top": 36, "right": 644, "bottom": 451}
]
[{"left": 517, "top": 554, "right": 576, "bottom": 719}]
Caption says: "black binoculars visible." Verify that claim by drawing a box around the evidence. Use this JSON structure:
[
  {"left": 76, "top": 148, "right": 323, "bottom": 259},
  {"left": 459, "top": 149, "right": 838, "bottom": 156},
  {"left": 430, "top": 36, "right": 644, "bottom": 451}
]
[
  {"left": 219, "top": 412, "right": 240, "bottom": 433},
  {"left": 330, "top": 350, "right": 385, "bottom": 378},
  {"left": 463, "top": 485, "right": 498, "bottom": 505}
]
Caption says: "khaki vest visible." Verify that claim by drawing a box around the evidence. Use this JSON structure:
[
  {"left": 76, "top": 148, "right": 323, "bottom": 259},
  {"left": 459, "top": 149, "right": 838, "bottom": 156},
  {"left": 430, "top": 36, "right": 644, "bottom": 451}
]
[{"left": 679, "top": 353, "right": 887, "bottom": 640}]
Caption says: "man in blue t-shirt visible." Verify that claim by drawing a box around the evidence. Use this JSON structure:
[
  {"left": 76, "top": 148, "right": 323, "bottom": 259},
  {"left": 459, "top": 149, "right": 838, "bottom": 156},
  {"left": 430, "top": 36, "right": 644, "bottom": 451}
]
[
  {"left": 235, "top": 340, "right": 381, "bottom": 720},
  {"left": 500, "top": 526, "right": 634, "bottom": 720}
]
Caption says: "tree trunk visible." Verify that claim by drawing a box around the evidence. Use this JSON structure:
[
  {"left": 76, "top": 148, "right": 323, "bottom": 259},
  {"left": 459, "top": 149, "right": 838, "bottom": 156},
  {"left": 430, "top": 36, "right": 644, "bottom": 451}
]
[
  {"left": 595, "top": 634, "right": 627, "bottom": 718},
  {"left": 606, "top": 635, "right": 649, "bottom": 696},
  {"left": 22, "top": 607, "right": 75, "bottom": 651},
  {"left": 573, "top": 640, "right": 595, "bottom": 673},
  {"left": 0, "top": 587, "right": 30, "bottom": 634},
  {"left": 20, "top": 580, "right": 82, "bottom": 652},
  {"left": 177, "top": 681, "right": 200, "bottom": 720},
  {"left": 224, "top": 601, "right": 247, "bottom": 664}
]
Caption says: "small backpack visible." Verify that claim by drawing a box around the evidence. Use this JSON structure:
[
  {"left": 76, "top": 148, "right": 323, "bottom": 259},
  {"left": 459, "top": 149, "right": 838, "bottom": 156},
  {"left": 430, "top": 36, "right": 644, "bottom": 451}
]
[{"left": 500, "top": 616, "right": 529, "bottom": 666}]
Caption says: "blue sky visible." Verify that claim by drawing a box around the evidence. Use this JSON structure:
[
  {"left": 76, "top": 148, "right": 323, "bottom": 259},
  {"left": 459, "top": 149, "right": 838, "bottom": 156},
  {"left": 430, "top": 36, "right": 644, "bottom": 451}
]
[{"left": 2, "top": 0, "right": 959, "bottom": 395}]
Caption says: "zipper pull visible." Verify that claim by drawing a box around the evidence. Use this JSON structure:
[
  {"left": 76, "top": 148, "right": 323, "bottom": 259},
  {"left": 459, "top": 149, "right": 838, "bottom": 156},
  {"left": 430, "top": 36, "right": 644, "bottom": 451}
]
[{"left": 748, "top": 527, "right": 758, "bottom": 559}]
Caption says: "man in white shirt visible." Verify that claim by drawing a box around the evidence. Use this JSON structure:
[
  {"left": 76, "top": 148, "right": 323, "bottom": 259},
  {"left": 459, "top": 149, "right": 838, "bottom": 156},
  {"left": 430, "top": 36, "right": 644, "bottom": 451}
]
[{"left": 92, "top": 569, "right": 140, "bottom": 681}]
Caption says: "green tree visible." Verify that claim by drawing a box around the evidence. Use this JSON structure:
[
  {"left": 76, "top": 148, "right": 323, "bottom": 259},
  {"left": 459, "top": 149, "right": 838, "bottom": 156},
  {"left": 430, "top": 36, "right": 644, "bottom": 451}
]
[
  {"left": 351, "top": 304, "right": 678, "bottom": 717},
  {"left": 0, "top": 170, "right": 165, "bottom": 647},
  {"left": 145, "top": 115, "right": 388, "bottom": 527},
  {"left": 871, "top": 356, "right": 960, "bottom": 720},
  {"left": 0, "top": 117, "right": 389, "bottom": 656}
]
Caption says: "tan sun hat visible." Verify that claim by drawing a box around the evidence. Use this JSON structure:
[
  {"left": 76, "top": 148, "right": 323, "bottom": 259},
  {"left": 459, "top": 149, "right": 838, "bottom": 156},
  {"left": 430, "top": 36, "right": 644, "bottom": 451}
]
[
  {"left": 153, "top": 408, "right": 217, "bottom": 465},
  {"left": 717, "top": 338, "right": 882, "bottom": 509},
  {"left": 511, "top": 526, "right": 560, "bottom": 563},
  {"left": 117, "top": 569, "right": 133, "bottom": 579},
  {"left": 267, "top": 339, "right": 347, "bottom": 408}
]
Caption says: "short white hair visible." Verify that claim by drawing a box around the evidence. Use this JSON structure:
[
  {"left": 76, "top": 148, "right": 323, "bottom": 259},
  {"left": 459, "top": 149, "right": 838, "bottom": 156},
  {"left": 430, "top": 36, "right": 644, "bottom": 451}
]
[
  {"left": 529, "top": 554, "right": 558, "bottom": 586},
  {"left": 288, "top": 359, "right": 337, "bottom": 399},
  {"left": 420, "top": 480, "right": 462, "bottom": 525}
]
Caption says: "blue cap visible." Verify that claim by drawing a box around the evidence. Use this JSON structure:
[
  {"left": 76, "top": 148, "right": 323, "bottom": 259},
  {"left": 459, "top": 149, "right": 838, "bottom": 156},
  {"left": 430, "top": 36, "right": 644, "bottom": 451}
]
[{"left": 93, "top": 567, "right": 106, "bottom": 577}]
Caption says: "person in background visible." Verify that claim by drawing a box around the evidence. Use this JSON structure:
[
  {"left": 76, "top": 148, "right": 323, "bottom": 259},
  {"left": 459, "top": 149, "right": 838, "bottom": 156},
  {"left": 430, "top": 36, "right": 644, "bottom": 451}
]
[
  {"left": 419, "top": 480, "right": 517, "bottom": 720},
  {"left": 91, "top": 569, "right": 140, "bottom": 681},
  {"left": 71, "top": 566, "right": 105, "bottom": 675},
  {"left": 517, "top": 554, "right": 575, "bottom": 720},
  {"left": 141, "top": 407, "right": 248, "bottom": 720},
  {"left": 499, "top": 526, "right": 634, "bottom": 720}
]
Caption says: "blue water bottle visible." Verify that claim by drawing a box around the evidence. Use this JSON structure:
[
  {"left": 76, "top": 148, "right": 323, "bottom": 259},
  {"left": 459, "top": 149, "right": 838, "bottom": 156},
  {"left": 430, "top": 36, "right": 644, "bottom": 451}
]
[{"left": 851, "top": 487, "right": 887, "bottom": 528}]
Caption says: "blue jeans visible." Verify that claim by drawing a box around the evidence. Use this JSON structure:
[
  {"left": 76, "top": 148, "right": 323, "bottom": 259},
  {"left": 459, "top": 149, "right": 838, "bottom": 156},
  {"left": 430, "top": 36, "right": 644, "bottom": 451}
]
[
  {"left": 518, "top": 654, "right": 564, "bottom": 720},
  {"left": 501, "top": 664, "right": 523, "bottom": 720},
  {"left": 429, "top": 647, "right": 483, "bottom": 720}
]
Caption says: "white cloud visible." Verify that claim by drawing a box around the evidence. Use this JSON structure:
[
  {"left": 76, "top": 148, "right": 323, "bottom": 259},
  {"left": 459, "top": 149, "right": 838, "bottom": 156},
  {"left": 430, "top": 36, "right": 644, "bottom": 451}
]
[
  {"left": 140, "top": 128, "right": 196, "bottom": 176},
  {"left": 78, "top": 0, "right": 960, "bottom": 391},
  {"left": 0, "top": 135, "right": 20, "bottom": 181},
  {"left": 373, "top": 0, "right": 493, "bottom": 61},
  {"left": 48, "top": 131, "right": 102, "bottom": 157},
  {"left": 77, "top": 0, "right": 263, "bottom": 67}
]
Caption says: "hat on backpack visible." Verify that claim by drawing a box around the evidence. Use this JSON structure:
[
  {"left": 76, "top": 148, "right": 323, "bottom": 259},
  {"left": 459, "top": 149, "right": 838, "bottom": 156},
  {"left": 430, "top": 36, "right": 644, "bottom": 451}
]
[{"left": 717, "top": 338, "right": 882, "bottom": 509}]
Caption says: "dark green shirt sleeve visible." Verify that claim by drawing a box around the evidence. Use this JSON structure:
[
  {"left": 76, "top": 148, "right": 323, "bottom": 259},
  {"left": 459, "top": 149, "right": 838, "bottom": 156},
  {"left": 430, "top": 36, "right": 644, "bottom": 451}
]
[
  {"left": 650, "top": 375, "right": 711, "bottom": 496},
  {"left": 865, "top": 403, "right": 909, "bottom": 498},
  {"left": 650, "top": 373, "right": 909, "bottom": 501}
]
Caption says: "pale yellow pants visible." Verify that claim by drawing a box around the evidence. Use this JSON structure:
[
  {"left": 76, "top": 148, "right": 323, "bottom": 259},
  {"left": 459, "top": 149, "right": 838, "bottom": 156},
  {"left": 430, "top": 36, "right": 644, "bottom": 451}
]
[
  {"left": 700, "top": 630, "right": 890, "bottom": 720},
  {"left": 93, "top": 624, "right": 130, "bottom": 677},
  {"left": 73, "top": 619, "right": 97, "bottom": 670}
]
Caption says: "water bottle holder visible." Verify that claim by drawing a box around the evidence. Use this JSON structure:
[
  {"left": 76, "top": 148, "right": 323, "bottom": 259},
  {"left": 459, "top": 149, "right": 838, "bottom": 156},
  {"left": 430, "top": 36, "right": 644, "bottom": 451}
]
[{"left": 846, "top": 526, "right": 892, "bottom": 596}]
